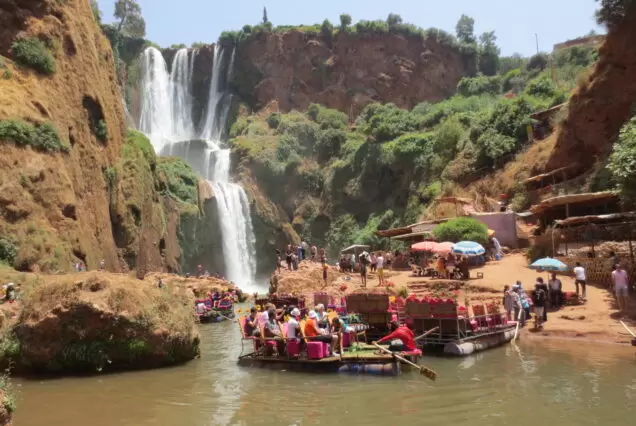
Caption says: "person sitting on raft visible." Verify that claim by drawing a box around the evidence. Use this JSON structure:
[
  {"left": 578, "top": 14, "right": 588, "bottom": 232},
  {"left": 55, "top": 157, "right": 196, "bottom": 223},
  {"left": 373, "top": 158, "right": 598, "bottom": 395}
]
[
  {"left": 244, "top": 307, "right": 260, "bottom": 337},
  {"left": 304, "top": 310, "right": 339, "bottom": 356},
  {"left": 286, "top": 308, "right": 301, "bottom": 342},
  {"left": 376, "top": 321, "right": 416, "bottom": 352},
  {"left": 264, "top": 307, "right": 285, "bottom": 356},
  {"left": 315, "top": 304, "right": 328, "bottom": 326}
]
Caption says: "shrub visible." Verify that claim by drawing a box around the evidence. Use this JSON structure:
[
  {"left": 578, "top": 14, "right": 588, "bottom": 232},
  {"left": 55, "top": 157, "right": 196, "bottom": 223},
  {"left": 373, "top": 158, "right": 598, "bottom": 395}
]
[
  {"left": 456, "top": 74, "right": 502, "bottom": 97},
  {"left": 525, "top": 75, "right": 557, "bottom": 98},
  {"left": 607, "top": 116, "right": 636, "bottom": 201},
  {"left": 11, "top": 38, "right": 56, "bottom": 75},
  {"left": 320, "top": 19, "right": 334, "bottom": 44},
  {"left": 433, "top": 217, "right": 488, "bottom": 244},
  {"left": 355, "top": 20, "right": 389, "bottom": 35},
  {"left": 307, "top": 103, "right": 320, "bottom": 121},
  {"left": 266, "top": 112, "right": 281, "bottom": 129},
  {"left": 0, "top": 238, "right": 17, "bottom": 265},
  {"left": 316, "top": 128, "right": 346, "bottom": 162},
  {"left": 123, "top": 130, "right": 156, "bottom": 168},
  {"left": 357, "top": 103, "right": 419, "bottom": 143},
  {"left": 527, "top": 53, "right": 549, "bottom": 72},
  {"left": 155, "top": 158, "right": 198, "bottom": 205},
  {"left": 0, "top": 120, "right": 69, "bottom": 153},
  {"left": 94, "top": 119, "right": 108, "bottom": 142}
]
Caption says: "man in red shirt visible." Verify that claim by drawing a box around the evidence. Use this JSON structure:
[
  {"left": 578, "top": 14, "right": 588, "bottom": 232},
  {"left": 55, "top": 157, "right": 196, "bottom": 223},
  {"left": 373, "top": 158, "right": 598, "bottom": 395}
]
[{"left": 377, "top": 321, "right": 416, "bottom": 352}]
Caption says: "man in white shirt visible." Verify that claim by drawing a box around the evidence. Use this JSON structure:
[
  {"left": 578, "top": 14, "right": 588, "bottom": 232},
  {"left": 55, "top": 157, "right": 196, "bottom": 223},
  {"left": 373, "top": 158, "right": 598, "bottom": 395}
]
[
  {"left": 376, "top": 254, "right": 385, "bottom": 286},
  {"left": 573, "top": 262, "right": 587, "bottom": 299},
  {"left": 286, "top": 308, "right": 301, "bottom": 340},
  {"left": 612, "top": 264, "right": 630, "bottom": 312}
]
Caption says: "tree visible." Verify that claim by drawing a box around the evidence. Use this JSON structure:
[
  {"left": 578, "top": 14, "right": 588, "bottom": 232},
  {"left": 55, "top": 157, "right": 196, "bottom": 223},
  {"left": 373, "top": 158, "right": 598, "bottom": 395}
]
[
  {"left": 455, "top": 14, "right": 476, "bottom": 44},
  {"left": 90, "top": 0, "right": 102, "bottom": 23},
  {"left": 387, "top": 13, "right": 403, "bottom": 30},
  {"left": 478, "top": 31, "right": 500, "bottom": 76},
  {"left": 262, "top": 7, "right": 269, "bottom": 24},
  {"left": 596, "top": 0, "right": 636, "bottom": 28},
  {"left": 607, "top": 116, "right": 636, "bottom": 200},
  {"left": 114, "top": 0, "right": 146, "bottom": 38},
  {"left": 433, "top": 217, "right": 488, "bottom": 244},
  {"left": 339, "top": 13, "right": 352, "bottom": 31},
  {"left": 320, "top": 19, "right": 334, "bottom": 45}
]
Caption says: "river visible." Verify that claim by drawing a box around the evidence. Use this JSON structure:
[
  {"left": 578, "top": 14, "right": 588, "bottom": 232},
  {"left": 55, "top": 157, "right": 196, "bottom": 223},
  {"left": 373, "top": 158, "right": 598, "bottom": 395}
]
[{"left": 11, "top": 317, "right": 636, "bottom": 426}]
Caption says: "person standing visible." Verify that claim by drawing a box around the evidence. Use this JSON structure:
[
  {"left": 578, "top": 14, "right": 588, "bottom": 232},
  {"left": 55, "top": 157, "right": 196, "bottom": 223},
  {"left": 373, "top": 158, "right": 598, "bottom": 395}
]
[
  {"left": 296, "top": 244, "right": 303, "bottom": 262},
  {"left": 533, "top": 278, "right": 548, "bottom": 329},
  {"left": 275, "top": 249, "right": 282, "bottom": 273},
  {"left": 612, "top": 263, "right": 630, "bottom": 313},
  {"left": 376, "top": 252, "right": 385, "bottom": 286},
  {"left": 359, "top": 252, "right": 369, "bottom": 287},
  {"left": 301, "top": 240, "right": 309, "bottom": 261},
  {"left": 311, "top": 245, "right": 318, "bottom": 262},
  {"left": 573, "top": 262, "right": 587, "bottom": 299},
  {"left": 548, "top": 272, "right": 563, "bottom": 308},
  {"left": 511, "top": 285, "right": 525, "bottom": 326},
  {"left": 285, "top": 246, "right": 293, "bottom": 271},
  {"left": 503, "top": 285, "right": 513, "bottom": 321},
  {"left": 370, "top": 252, "right": 377, "bottom": 273}
]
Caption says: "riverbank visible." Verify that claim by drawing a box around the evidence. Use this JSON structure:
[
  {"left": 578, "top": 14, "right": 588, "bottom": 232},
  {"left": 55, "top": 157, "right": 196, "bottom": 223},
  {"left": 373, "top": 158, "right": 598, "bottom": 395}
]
[{"left": 274, "top": 254, "right": 636, "bottom": 344}]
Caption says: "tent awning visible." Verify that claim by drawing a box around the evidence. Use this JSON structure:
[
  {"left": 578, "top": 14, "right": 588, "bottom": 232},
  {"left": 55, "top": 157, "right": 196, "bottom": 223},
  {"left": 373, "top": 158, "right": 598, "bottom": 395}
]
[{"left": 391, "top": 231, "right": 433, "bottom": 240}]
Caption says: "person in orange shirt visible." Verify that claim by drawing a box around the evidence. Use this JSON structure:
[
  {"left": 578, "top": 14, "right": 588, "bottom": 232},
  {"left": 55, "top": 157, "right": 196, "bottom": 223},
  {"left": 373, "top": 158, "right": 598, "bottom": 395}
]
[{"left": 304, "top": 311, "right": 339, "bottom": 356}]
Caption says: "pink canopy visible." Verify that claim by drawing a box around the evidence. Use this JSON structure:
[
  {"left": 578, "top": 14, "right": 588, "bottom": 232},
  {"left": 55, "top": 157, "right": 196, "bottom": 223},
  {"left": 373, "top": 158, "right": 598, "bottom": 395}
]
[{"left": 411, "top": 241, "right": 453, "bottom": 253}]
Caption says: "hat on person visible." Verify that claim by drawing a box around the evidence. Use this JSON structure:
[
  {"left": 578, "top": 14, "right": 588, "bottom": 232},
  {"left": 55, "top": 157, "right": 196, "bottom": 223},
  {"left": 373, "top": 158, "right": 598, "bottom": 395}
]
[
  {"left": 512, "top": 284, "right": 520, "bottom": 290},
  {"left": 315, "top": 303, "right": 324, "bottom": 310},
  {"left": 291, "top": 308, "right": 301, "bottom": 317},
  {"left": 308, "top": 310, "right": 317, "bottom": 319}
]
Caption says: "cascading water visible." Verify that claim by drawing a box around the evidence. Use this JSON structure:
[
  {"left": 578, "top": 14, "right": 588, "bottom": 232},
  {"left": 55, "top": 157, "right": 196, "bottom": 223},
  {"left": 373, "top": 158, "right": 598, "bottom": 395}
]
[{"left": 138, "top": 46, "right": 257, "bottom": 290}]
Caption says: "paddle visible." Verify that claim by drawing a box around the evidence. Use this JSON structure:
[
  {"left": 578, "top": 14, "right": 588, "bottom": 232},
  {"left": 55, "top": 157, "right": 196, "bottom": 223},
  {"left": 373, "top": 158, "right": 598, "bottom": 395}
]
[
  {"left": 414, "top": 326, "right": 439, "bottom": 341},
  {"left": 512, "top": 306, "right": 523, "bottom": 344},
  {"left": 372, "top": 342, "right": 438, "bottom": 381}
]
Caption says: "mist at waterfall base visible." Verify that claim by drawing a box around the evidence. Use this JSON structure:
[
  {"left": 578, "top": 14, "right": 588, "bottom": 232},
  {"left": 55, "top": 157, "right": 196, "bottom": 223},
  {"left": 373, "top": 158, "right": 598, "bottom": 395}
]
[{"left": 138, "top": 46, "right": 262, "bottom": 293}]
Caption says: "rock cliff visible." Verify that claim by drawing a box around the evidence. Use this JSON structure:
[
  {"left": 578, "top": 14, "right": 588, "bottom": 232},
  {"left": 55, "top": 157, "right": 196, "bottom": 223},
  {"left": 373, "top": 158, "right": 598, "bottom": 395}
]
[
  {"left": 546, "top": 8, "right": 636, "bottom": 173},
  {"left": 232, "top": 30, "right": 466, "bottom": 116},
  {"left": 0, "top": 0, "right": 203, "bottom": 274}
]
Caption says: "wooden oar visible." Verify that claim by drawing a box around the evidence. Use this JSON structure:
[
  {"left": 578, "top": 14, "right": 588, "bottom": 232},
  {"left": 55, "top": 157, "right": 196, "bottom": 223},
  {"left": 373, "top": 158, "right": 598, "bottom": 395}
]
[
  {"left": 414, "top": 326, "right": 439, "bottom": 341},
  {"left": 372, "top": 342, "right": 437, "bottom": 381},
  {"left": 512, "top": 307, "right": 523, "bottom": 344},
  {"left": 620, "top": 321, "right": 636, "bottom": 338}
]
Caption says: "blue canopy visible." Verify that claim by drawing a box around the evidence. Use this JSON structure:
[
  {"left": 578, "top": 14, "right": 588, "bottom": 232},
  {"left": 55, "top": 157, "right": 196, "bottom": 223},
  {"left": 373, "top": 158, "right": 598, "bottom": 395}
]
[
  {"left": 529, "top": 257, "right": 568, "bottom": 272},
  {"left": 451, "top": 241, "right": 486, "bottom": 256}
]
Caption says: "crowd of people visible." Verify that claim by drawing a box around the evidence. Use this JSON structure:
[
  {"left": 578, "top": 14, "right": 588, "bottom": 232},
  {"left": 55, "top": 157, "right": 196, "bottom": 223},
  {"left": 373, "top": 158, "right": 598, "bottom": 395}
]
[{"left": 242, "top": 301, "right": 415, "bottom": 358}]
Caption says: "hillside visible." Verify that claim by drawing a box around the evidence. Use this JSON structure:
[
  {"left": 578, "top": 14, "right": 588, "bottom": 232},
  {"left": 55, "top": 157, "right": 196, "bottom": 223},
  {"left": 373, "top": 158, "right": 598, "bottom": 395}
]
[{"left": 0, "top": 0, "right": 208, "bottom": 274}]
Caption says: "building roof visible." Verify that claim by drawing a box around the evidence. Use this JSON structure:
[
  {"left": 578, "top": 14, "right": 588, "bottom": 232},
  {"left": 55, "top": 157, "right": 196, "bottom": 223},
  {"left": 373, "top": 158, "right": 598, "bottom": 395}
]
[
  {"left": 390, "top": 231, "right": 434, "bottom": 240},
  {"left": 375, "top": 227, "right": 412, "bottom": 238},
  {"left": 554, "top": 212, "right": 636, "bottom": 228},
  {"left": 529, "top": 103, "right": 566, "bottom": 121},
  {"left": 522, "top": 165, "right": 575, "bottom": 184},
  {"left": 434, "top": 197, "right": 473, "bottom": 205},
  {"left": 529, "top": 191, "right": 620, "bottom": 215}
]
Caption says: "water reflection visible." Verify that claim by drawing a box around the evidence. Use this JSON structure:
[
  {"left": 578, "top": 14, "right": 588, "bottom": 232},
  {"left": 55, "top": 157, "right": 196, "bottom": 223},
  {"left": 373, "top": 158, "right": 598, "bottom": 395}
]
[{"left": 12, "top": 324, "right": 636, "bottom": 426}]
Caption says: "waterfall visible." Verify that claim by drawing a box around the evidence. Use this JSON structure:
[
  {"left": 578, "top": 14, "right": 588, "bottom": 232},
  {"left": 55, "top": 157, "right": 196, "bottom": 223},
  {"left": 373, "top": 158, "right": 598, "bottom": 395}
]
[{"left": 137, "top": 45, "right": 257, "bottom": 290}]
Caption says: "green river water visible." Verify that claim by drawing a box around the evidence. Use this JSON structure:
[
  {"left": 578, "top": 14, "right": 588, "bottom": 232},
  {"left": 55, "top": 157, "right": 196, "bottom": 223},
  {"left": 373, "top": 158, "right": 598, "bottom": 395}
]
[{"left": 11, "top": 319, "right": 636, "bottom": 426}]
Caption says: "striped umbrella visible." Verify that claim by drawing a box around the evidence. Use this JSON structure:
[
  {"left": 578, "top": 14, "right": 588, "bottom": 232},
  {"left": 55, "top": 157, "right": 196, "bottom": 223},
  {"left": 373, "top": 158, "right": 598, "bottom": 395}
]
[
  {"left": 451, "top": 241, "right": 486, "bottom": 256},
  {"left": 411, "top": 241, "right": 438, "bottom": 252}
]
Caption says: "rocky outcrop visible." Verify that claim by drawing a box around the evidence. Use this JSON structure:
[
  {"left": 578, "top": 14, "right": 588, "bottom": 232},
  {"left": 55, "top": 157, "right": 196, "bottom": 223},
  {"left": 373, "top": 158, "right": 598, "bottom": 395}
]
[
  {"left": 545, "top": 7, "right": 636, "bottom": 172},
  {"left": 233, "top": 31, "right": 465, "bottom": 116},
  {"left": 11, "top": 272, "right": 200, "bottom": 373}
]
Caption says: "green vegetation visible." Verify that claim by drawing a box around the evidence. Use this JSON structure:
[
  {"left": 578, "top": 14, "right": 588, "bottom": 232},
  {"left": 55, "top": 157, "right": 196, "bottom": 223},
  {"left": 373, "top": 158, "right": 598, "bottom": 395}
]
[
  {"left": 229, "top": 23, "right": 598, "bottom": 256},
  {"left": 155, "top": 157, "right": 199, "bottom": 205},
  {"left": 0, "top": 373, "right": 15, "bottom": 414},
  {"left": 607, "top": 116, "right": 636, "bottom": 201},
  {"left": 90, "top": 0, "right": 102, "bottom": 23},
  {"left": 596, "top": 0, "right": 636, "bottom": 28},
  {"left": 114, "top": 0, "right": 146, "bottom": 38},
  {"left": 11, "top": 38, "right": 56, "bottom": 75},
  {"left": 0, "top": 238, "right": 17, "bottom": 265},
  {"left": 94, "top": 119, "right": 108, "bottom": 143},
  {"left": 433, "top": 217, "right": 489, "bottom": 244},
  {"left": 0, "top": 120, "right": 69, "bottom": 153}
]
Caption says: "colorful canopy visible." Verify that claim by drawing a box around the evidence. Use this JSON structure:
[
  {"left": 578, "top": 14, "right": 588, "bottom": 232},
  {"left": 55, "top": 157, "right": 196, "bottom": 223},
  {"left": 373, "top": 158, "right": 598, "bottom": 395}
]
[
  {"left": 451, "top": 241, "right": 486, "bottom": 256},
  {"left": 529, "top": 257, "right": 568, "bottom": 272}
]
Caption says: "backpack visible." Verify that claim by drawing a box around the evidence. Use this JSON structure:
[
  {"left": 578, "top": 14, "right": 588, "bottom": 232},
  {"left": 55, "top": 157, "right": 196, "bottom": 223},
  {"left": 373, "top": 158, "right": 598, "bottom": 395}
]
[{"left": 536, "top": 288, "right": 546, "bottom": 303}]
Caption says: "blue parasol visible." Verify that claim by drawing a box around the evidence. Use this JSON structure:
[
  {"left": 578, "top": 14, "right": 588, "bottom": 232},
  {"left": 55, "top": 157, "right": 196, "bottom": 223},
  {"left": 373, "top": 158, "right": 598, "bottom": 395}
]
[
  {"left": 451, "top": 241, "right": 486, "bottom": 256},
  {"left": 529, "top": 257, "right": 568, "bottom": 272}
]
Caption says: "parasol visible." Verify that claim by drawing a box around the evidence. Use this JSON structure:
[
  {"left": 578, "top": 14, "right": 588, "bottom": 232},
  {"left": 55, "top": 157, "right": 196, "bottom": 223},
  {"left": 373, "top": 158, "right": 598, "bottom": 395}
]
[{"left": 451, "top": 241, "right": 486, "bottom": 256}]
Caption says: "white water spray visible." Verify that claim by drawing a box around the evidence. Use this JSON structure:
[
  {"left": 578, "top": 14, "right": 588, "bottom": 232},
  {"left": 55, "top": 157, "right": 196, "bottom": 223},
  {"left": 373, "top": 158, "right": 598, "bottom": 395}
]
[{"left": 138, "top": 45, "right": 257, "bottom": 290}]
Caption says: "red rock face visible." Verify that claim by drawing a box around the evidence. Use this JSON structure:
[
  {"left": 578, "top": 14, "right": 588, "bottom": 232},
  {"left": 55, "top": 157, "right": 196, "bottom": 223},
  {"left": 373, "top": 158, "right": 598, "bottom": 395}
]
[
  {"left": 546, "top": 10, "right": 636, "bottom": 172},
  {"left": 234, "top": 30, "right": 466, "bottom": 116}
]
